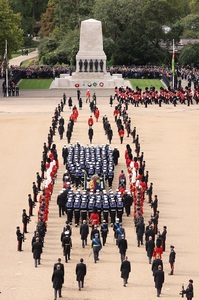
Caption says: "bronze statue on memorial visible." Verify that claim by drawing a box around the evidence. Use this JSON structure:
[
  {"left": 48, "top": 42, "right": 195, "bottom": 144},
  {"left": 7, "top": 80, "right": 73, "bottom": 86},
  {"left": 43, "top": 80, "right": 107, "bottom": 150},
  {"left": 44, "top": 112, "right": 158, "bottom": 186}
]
[
  {"left": 84, "top": 59, "right": 88, "bottom": 72},
  {"left": 100, "top": 59, "right": 104, "bottom": 72},
  {"left": 79, "top": 60, "right": 83, "bottom": 72},
  {"left": 89, "top": 59, "right": 93, "bottom": 72},
  {"left": 94, "top": 59, "right": 98, "bottom": 72}
]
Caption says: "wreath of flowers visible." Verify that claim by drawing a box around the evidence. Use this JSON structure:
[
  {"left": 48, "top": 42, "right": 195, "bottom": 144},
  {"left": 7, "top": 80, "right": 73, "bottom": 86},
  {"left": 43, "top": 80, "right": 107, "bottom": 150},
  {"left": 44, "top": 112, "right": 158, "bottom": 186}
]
[
  {"left": 99, "top": 82, "right": 104, "bottom": 87},
  {"left": 75, "top": 83, "right": 80, "bottom": 88},
  {"left": 88, "top": 82, "right": 92, "bottom": 87},
  {"left": 93, "top": 82, "right": 97, "bottom": 87}
]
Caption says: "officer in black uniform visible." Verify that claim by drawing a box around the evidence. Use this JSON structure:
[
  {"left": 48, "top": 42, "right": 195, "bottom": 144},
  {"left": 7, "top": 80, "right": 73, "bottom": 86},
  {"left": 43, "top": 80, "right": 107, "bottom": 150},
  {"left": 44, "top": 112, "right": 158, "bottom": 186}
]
[
  {"left": 100, "top": 220, "right": 109, "bottom": 246},
  {"left": 62, "top": 231, "right": 72, "bottom": 263}
]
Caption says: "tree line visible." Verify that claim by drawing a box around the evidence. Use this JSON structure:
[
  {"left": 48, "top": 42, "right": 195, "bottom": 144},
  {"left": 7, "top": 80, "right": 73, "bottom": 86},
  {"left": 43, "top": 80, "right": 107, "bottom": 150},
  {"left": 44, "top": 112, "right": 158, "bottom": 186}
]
[{"left": 1, "top": 0, "right": 199, "bottom": 67}]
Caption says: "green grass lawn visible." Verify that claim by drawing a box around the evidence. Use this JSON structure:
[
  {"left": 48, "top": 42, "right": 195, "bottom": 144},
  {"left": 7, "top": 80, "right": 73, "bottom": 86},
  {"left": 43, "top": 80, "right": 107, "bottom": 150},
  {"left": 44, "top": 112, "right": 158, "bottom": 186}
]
[
  {"left": 19, "top": 79, "right": 53, "bottom": 89},
  {"left": 20, "top": 60, "right": 30, "bottom": 67},
  {"left": 127, "top": 79, "right": 165, "bottom": 90}
]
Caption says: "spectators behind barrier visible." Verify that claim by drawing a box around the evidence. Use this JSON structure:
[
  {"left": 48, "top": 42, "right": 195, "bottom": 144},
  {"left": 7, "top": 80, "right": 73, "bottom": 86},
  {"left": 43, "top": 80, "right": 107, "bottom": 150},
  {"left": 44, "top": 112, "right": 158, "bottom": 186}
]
[{"left": 3, "top": 64, "right": 199, "bottom": 89}]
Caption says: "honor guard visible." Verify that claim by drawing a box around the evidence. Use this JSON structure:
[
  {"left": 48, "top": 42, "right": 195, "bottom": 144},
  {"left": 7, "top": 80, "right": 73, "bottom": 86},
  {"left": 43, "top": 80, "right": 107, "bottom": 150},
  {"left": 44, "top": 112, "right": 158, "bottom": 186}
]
[
  {"left": 102, "top": 199, "right": 110, "bottom": 223},
  {"left": 95, "top": 200, "right": 102, "bottom": 224},
  {"left": 110, "top": 199, "right": 117, "bottom": 226},
  {"left": 80, "top": 200, "right": 88, "bottom": 223},
  {"left": 73, "top": 199, "right": 81, "bottom": 227},
  {"left": 66, "top": 199, "right": 73, "bottom": 225},
  {"left": 117, "top": 198, "right": 124, "bottom": 223}
]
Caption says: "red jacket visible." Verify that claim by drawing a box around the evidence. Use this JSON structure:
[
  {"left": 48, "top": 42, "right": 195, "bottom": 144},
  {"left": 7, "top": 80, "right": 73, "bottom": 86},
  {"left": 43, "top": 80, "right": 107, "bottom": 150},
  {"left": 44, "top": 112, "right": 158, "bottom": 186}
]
[
  {"left": 88, "top": 117, "right": 94, "bottom": 126},
  {"left": 94, "top": 109, "right": 100, "bottom": 119},
  {"left": 119, "top": 129, "right": 124, "bottom": 137}
]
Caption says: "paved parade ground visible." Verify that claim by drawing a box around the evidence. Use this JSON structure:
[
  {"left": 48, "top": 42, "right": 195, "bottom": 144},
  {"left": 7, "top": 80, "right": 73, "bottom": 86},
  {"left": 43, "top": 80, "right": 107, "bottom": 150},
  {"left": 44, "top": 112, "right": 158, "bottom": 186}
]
[{"left": 0, "top": 83, "right": 199, "bottom": 300}]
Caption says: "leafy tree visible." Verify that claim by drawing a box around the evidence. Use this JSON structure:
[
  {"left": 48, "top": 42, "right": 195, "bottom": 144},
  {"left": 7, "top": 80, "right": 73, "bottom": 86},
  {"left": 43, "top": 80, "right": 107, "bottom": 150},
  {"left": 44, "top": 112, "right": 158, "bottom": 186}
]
[
  {"left": 178, "top": 43, "right": 199, "bottom": 67},
  {"left": 179, "top": 14, "right": 199, "bottom": 38},
  {"left": 40, "top": 0, "right": 56, "bottom": 37},
  {"left": 0, "top": 0, "right": 23, "bottom": 59},
  {"left": 9, "top": 0, "right": 48, "bottom": 37}
]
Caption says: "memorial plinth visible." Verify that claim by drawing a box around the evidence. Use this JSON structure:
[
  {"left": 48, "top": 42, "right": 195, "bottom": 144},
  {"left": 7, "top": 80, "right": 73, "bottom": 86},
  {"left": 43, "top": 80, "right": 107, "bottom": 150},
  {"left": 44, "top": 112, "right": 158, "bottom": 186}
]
[{"left": 50, "top": 19, "right": 129, "bottom": 93}]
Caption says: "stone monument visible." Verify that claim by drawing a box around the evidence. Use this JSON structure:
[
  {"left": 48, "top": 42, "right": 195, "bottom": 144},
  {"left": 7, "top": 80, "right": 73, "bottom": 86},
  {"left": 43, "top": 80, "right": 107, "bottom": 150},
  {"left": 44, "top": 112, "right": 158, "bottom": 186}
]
[
  {"left": 76, "top": 19, "right": 106, "bottom": 73},
  {"left": 50, "top": 19, "right": 128, "bottom": 93}
]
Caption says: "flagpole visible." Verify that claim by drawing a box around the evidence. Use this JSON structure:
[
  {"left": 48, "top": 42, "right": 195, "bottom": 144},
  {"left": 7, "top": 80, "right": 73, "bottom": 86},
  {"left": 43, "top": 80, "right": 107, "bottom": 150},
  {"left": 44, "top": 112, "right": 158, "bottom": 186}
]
[
  {"left": 172, "top": 39, "right": 175, "bottom": 89},
  {"left": 5, "top": 40, "right": 9, "bottom": 97}
]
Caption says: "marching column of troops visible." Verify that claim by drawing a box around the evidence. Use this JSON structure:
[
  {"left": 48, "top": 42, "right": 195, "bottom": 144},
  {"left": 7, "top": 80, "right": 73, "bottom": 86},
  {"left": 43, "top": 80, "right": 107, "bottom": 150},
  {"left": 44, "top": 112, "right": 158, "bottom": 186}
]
[
  {"left": 16, "top": 91, "right": 194, "bottom": 300},
  {"left": 113, "top": 84, "right": 198, "bottom": 107}
]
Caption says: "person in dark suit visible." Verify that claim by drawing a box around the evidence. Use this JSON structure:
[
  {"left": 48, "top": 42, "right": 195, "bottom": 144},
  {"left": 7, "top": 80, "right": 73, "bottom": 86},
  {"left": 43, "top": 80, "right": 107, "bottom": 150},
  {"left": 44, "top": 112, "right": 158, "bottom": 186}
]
[
  {"left": 112, "top": 147, "right": 120, "bottom": 165},
  {"left": 168, "top": 245, "right": 176, "bottom": 275},
  {"left": 76, "top": 258, "right": 87, "bottom": 290},
  {"left": 52, "top": 264, "right": 64, "bottom": 300},
  {"left": 32, "top": 237, "right": 42, "bottom": 267},
  {"left": 118, "top": 234, "right": 128, "bottom": 262},
  {"left": 151, "top": 254, "right": 163, "bottom": 276},
  {"left": 146, "top": 236, "right": 155, "bottom": 264},
  {"left": 135, "top": 217, "right": 145, "bottom": 247},
  {"left": 53, "top": 258, "right": 65, "bottom": 276},
  {"left": 120, "top": 256, "right": 131, "bottom": 287},
  {"left": 147, "top": 182, "right": 153, "bottom": 203},
  {"left": 154, "top": 265, "right": 164, "bottom": 297},
  {"left": 80, "top": 220, "right": 89, "bottom": 248},
  {"left": 88, "top": 126, "right": 94, "bottom": 143}
]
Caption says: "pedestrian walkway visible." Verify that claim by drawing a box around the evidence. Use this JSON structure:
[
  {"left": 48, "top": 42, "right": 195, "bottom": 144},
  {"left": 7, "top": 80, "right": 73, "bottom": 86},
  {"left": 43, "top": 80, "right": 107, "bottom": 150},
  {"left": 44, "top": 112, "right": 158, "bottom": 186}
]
[{"left": 9, "top": 49, "right": 38, "bottom": 66}]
